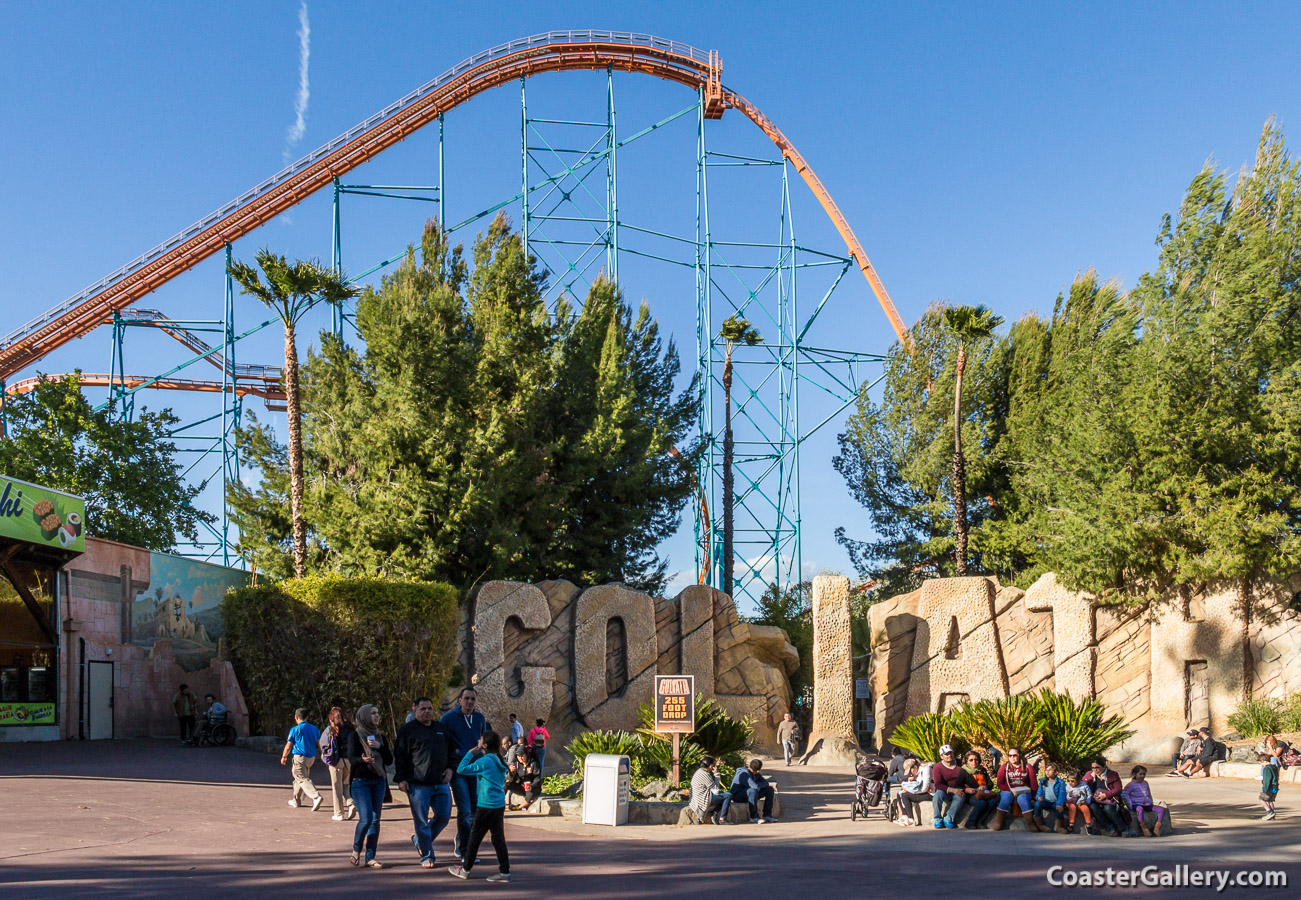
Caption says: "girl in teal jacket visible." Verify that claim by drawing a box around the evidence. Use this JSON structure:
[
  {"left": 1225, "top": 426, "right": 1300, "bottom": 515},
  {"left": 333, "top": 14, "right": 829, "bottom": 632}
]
[{"left": 448, "top": 730, "right": 511, "bottom": 883}]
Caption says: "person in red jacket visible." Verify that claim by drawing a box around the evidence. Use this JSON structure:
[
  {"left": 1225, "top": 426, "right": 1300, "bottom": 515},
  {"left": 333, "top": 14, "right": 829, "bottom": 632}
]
[
  {"left": 992, "top": 747, "right": 1039, "bottom": 831},
  {"left": 1084, "top": 756, "right": 1126, "bottom": 836}
]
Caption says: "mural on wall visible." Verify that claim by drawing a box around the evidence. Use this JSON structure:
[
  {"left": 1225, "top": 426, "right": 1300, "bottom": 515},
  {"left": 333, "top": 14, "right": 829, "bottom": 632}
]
[{"left": 132, "top": 552, "right": 248, "bottom": 672}]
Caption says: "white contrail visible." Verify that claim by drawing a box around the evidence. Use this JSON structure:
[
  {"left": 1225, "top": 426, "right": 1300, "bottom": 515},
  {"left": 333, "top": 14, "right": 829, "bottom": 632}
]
[{"left": 283, "top": 2, "right": 310, "bottom": 162}]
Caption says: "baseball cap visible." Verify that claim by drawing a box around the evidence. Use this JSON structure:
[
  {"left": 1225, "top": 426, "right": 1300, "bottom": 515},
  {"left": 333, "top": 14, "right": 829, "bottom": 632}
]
[{"left": 939, "top": 744, "right": 953, "bottom": 755}]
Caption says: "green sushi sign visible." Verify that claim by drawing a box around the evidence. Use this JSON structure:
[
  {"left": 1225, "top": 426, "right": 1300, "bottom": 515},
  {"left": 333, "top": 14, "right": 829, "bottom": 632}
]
[{"left": 0, "top": 475, "right": 86, "bottom": 553}]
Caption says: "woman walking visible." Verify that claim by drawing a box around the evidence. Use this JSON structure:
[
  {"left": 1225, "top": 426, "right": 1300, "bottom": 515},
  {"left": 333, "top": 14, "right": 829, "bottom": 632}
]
[
  {"left": 346, "top": 704, "right": 393, "bottom": 868},
  {"left": 448, "top": 730, "right": 511, "bottom": 883},
  {"left": 319, "top": 707, "right": 356, "bottom": 821}
]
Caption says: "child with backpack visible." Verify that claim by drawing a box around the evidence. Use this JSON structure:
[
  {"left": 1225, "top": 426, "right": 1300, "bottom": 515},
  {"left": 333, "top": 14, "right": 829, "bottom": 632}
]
[
  {"left": 448, "top": 729, "right": 511, "bottom": 883},
  {"left": 1259, "top": 753, "right": 1279, "bottom": 821}
]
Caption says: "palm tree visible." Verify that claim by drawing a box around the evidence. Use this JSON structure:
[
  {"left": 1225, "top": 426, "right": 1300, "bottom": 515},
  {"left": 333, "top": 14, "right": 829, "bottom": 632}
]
[
  {"left": 718, "top": 314, "right": 763, "bottom": 598},
  {"left": 228, "top": 250, "right": 358, "bottom": 577},
  {"left": 940, "top": 304, "right": 1002, "bottom": 576}
]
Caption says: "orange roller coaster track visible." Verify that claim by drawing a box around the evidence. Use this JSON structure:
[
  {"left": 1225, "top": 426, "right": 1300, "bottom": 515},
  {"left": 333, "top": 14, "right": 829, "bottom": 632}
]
[
  {"left": 4, "top": 373, "right": 285, "bottom": 401},
  {"left": 0, "top": 30, "right": 907, "bottom": 381}
]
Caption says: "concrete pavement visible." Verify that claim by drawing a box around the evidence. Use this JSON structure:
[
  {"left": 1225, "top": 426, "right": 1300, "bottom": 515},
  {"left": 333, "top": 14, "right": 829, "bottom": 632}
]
[{"left": 1, "top": 741, "right": 1296, "bottom": 898}]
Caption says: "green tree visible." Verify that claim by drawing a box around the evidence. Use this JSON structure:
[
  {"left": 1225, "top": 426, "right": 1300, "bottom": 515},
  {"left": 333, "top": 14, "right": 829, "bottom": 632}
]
[
  {"left": 717, "top": 315, "right": 762, "bottom": 598},
  {"left": 0, "top": 373, "right": 213, "bottom": 549},
  {"left": 230, "top": 217, "right": 698, "bottom": 592},
  {"left": 749, "top": 580, "right": 812, "bottom": 707},
  {"left": 227, "top": 250, "right": 358, "bottom": 578},
  {"left": 941, "top": 304, "right": 1003, "bottom": 575},
  {"left": 833, "top": 305, "right": 1011, "bottom": 598}
]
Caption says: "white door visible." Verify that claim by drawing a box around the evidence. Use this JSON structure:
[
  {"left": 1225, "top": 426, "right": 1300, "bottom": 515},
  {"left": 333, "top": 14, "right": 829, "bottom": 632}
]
[{"left": 88, "top": 660, "right": 114, "bottom": 739}]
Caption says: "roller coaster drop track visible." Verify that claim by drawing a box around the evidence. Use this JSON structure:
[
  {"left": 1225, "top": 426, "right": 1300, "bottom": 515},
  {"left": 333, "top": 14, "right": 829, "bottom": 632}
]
[{"left": 2, "top": 31, "right": 905, "bottom": 597}]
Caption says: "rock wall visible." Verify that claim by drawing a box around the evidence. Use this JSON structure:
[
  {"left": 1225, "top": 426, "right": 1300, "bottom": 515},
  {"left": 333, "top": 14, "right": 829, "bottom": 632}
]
[
  {"left": 869, "top": 572, "right": 1301, "bottom": 764},
  {"left": 455, "top": 580, "right": 799, "bottom": 766}
]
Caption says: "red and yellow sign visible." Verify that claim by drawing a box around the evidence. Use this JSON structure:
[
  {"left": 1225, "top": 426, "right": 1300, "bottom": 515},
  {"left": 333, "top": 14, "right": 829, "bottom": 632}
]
[
  {"left": 0, "top": 702, "right": 56, "bottom": 726},
  {"left": 654, "top": 675, "right": 695, "bottom": 733}
]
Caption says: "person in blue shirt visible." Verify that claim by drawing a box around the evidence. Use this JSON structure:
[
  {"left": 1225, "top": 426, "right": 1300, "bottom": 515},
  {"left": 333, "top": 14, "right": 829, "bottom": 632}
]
[
  {"left": 447, "top": 729, "right": 510, "bottom": 883},
  {"left": 722, "top": 758, "right": 776, "bottom": 823},
  {"left": 439, "top": 687, "right": 491, "bottom": 859},
  {"left": 280, "top": 708, "right": 323, "bottom": 811}
]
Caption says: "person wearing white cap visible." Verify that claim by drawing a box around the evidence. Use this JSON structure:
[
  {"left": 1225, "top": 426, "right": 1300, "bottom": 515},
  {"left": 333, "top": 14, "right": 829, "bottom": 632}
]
[{"left": 930, "top": 744, "right": 968, "bottom": 828}]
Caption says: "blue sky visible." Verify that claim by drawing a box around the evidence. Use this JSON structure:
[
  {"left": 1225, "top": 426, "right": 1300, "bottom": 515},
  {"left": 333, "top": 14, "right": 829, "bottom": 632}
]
[{"left": 3, "top": 2, "right": 1299, "bottom": 606}]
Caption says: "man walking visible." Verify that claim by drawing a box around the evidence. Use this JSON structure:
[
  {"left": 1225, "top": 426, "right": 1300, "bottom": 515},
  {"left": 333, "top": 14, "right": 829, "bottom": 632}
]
[
  {"left": 508, "top": 713, "right": 524, "bottom": 746},
  {"left": 440, "top": 687, "right": 490, "bottom": 860},
  {"left": 777, "top": 712, "right": 800, "bottom": 766},
  {"left": 172, "top": 683, "right": 197, "bottom": 745},
  {"left": 281, "top": 707, "right": 323, "bottom": 811},
  {"left": 396, "top": 697, "right": 454, "bottom": 868}
]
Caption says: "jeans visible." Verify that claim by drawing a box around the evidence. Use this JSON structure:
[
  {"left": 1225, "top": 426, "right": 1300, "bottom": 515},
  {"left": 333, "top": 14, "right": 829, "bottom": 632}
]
[
  {"left": 408, "top": 783, "right": 452, "bottom": 862},
  {"left": 351, "top": 777, "right": 387, "bottom": 860},
  {"left": 178, "top": 715, "right": 195, "bottom": 742},
  {"left": 782, "top": 740, "right": 796, "bottom": 764},
  {"left": 1033, "top": 799, "right": 1064, "bottom": 822},
  {"left": 1090, "top": 801, "right": 1126, "bottom": 833},
  {"left": 451, "top": 771, "right": 479, "bottom": 855},
  {"left": 997, "top": 791, "right": 1030, "bottom": 813},
  {"left": 721, "top": 784, "right": 775, "bottom": 819},
  {"left": 964, "top": 796, "right": 994, "bottom": 827},
  {"left": 932, "top": 788, "right": 967, "bottom": 825},
  {"left": 535, "top": 747, "right": 547, "bottom": 776},
  {"left": 462, "top": 806, "right": 509, "bottom": 874}
]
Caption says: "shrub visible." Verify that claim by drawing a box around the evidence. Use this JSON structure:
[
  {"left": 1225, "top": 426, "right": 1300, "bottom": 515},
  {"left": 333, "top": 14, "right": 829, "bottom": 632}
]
[
  {"left": 542, "top": 772, "right": 582, "bottom": 796},
  {"left": 1034, "top": 689, "right": 1135, "bottom": 769},
  {"left": 222, "top": 575, "right": 459, "bottom": 737},
  {"left": 565, "top": 730, "right": 641, "bottom": 770},
  {"left": 1281, "top": 694, "right": 1301, "bottom": 734},
  {"left": 636, "top": 694, "right": 754, "bottom": 760},
  {"left": 639, "top": 736, "right": 705, "bottom": 778},
  {"left": 1227, "top": 696, "right": 1285, "bottom": 738},
  {"left": 955, "top": 696, "right": 1043, "bottom": 758},
  {"left": 888, "top": 711, "right": 968, "bottom": 760}
]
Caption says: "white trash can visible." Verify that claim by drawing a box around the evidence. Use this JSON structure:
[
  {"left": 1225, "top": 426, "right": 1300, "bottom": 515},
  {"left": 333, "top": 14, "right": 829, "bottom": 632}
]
[{"left": 581, "top": 753, "right": 631, "bottom": 826}]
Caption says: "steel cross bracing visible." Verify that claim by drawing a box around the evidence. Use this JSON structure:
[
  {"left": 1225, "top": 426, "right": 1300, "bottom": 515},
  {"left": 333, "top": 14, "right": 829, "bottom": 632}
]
[{"left": 2, "top": 32, "right": 900, "bottom": 607}]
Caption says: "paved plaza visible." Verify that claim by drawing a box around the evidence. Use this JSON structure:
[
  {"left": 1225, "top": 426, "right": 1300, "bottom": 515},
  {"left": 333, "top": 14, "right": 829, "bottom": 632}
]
[{"left": 1, "top": 741, "right": 1298, "bottom": 898}]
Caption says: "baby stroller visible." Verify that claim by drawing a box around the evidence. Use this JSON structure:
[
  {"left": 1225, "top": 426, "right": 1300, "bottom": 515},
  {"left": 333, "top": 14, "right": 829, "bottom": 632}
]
[{"left": 851, "top": 757, "right": 889, "bottom": 821}]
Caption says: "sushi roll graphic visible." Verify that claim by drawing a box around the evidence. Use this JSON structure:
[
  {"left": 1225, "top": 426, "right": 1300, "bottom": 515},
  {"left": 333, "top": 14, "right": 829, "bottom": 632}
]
[
  {"left": 58, "top": 526, "right": 76, "bottom": 548},
  {"left": 66, "top": 511, "right": 82, "bottom": 536},
  {"left": 40, "top": 512, "right": 63, "bottom": 539}
]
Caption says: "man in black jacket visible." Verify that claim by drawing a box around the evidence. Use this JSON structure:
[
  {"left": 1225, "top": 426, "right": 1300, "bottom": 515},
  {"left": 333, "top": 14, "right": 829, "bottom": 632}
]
[{"left": 395, "top": 697, "right": 453, "bottom": 867}]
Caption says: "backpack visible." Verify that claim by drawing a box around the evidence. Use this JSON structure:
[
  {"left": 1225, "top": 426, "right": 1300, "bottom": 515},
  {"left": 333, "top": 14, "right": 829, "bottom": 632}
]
[
  {"left": 320, "top": 730, "right": 338, "bottom": 766},
  {"left": 1280, "top": 748, "right": 1301, "bottom": 769}
]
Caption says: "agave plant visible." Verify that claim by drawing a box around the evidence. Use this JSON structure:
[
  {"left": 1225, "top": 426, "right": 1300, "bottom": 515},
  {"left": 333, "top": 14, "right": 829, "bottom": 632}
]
[
  {"left": 1033, "top": 689, "right": 1135, "bottom": 770},
  {"left": 639, "top": 735, "right": 706, "bottom": 778},
  {"left": 955, "top": 696, "right": 1043, "bottom": 758},
  {"left": 888, "top": 711, "right": 969, "bottom": 761},
  {"left": 565, "top": 730, "right": 641, "bottom": 769}
]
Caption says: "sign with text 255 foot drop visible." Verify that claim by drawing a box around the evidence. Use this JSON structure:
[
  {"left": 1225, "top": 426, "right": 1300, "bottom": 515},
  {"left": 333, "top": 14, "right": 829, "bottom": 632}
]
[
  {"left": 654, "top": 675, "right": 695, "bottom": 733},
  {"left": 0, "top": 475, "right": 86, "bottom": 553}
]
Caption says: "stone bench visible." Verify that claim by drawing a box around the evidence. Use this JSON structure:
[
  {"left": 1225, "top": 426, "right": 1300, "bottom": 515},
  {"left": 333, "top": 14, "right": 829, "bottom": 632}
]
[
  {"left": 1209, "top": 761, "right": 1301, "bottom": 783},
  {"left": 902, "top": 796, "right": 1175, "bottom": 835}
]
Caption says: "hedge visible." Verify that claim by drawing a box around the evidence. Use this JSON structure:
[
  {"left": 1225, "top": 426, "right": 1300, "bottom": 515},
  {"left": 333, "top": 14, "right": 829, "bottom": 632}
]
[{"left": 221, "top": 575, "right": 459, "bottom": 738}]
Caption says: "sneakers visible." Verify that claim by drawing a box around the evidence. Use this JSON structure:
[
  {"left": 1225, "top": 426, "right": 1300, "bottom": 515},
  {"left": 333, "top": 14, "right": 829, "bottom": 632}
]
[
  {"left": 942, "top": 819, "right": 957, "bottom": 829},
  {"left": 287, "top": 799, "right": 300, "bottom": 808},
  {"left": 448, "top": 865, "right": 469, "bottom": 879},
  {"left": 331, "top": 814, "right": 345, "bottom": 821},
  {"left": 347, "top": 807, "right": 357, "bottom": 820},
  {"left": 1263, "top": 811, "right": 1276, "bottom": 821},
  {"left": 311, "top": 796, "right": 323, "bottom": 812},
  {"left": 762, "top": 816, "right": 777, "bottom": 823},
  {"left": 750, "top": 817, "right": 761, "bottom": 824},
  {"left": 1164, "top": 771, "right": 1180, "bottom": 777},
  {"left": 486, "top": 873, "right": 512, "bottom": 884},
  {"left": 933, "top": 820, "right": 945, "bottom": 829}
]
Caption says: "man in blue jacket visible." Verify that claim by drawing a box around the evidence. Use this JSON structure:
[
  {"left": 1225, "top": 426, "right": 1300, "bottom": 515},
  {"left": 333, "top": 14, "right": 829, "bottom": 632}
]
[
  {"left": 440, "top": 687, "right": 491, "bottom": 858},
  {"left": 722, "top": 758, "right": 776, "bottom": 823}
]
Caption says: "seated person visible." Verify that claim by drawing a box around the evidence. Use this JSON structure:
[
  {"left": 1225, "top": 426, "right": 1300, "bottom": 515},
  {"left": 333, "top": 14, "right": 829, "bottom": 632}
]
[
  {"left": 1184, "top": 728, "right": 1222, "bottom": 777},
  {"left": 930, "top": 744, "right": 968, "bottom": 829},
  {"left": 1121, "top": 765, "right": 1168, "bottom": 836},
  {"left": 1084, "top": 756, "right": 1126, "bottom": 836},
  {"left": 1168, "top": 730, "right": 1200, "bottom": 774},
  {"left": 505, "top": 746, "right": 542, "bottom": 811},
  {"left": 886, "top": 746, "right": 906, "bottom": 784},
  {"left": 1033, "top": 762, "right": 1068, "bottom": 832},
  {"left": 722, "top": 758, "right": 776, "bottom": 823},
  {"left": 689, "top": 756, "right": 726, "bottom": 824},
  {"left": 960, "top": 751, "right": 997, "bottom": 829},
  {"left": 1063, "top": 770, "right": 1092, "bottom": 833},
  {"left": 190, "top": 693, "right": 228, "bottom": 743},
  {"left": 894, "top": 757, "right": 932, "bottom": 827}
]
